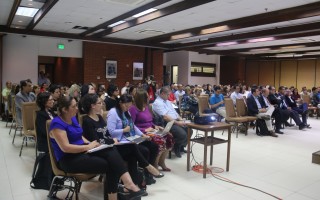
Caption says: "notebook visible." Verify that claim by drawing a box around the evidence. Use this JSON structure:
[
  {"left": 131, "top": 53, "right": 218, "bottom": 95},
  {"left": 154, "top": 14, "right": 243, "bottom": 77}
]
[
  {"left": 87, "top": 144, "right": 113, "bottom": 153},
  {"left": 125, "top": 135, "right": 147, "bottom": 144},
  {"left": 151, "top": 120, "right": 175, "bottom": 137}
]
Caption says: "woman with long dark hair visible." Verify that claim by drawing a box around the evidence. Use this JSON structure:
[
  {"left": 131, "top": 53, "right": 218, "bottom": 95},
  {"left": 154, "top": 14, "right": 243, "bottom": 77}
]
[
  {"left": 81, "top": 94, "right": 163, "bottom": 190},
  {"left": 49, "top": 95, "right": 145, "bottom": 200},
  {"left": 129, "top": 88, "right": 173, "bottom": 171},
  {"left": 107, "top": 94, "right": 161, "bottom": 184}
]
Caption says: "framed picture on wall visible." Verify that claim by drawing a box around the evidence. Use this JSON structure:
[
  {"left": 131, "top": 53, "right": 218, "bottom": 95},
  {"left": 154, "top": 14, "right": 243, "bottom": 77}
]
[
  {"left": 106, "top": 60, "right": 117, "bottom": 79},
  {"left": 133, "top": 62, "right": 143, "bottom": 80}
]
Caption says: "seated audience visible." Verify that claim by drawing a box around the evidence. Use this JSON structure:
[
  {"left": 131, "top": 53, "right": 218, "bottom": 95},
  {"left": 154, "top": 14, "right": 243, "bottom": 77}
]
[
  {"left": 121, "top": 81, "right": 130, "bottom": 95},
  {"left": 35, "top": 92, "right": 56, "bottom": 152},
  {"left": 291, "top": 88, "right": 301, "bottom": 101},
  {"left": 247, "top": 87, "right": 278, "bottom": 137},
  {"left": 15, "top": 79, "right": 36, "bottom": 126},
  {"left": 107, "top": 94, "right": 159, "bottom": 184},
  {"left": 129, "top": 88, "right": 173, "bottom": 171},
  {"left": 49, "top": 95, "right": 145, "bottom": 200},
  {"left": 152, "top": 87, "right": 189, "bottom": 158},
  {"left": 180, "top": 86, "right": 198, "bottom": 115},
  {"left": 174, "top": 84, "right": 185, "bottom": 105},
  {"left": 209, "top": 86, "right": 226, "bottom": 118},
  {"left": 81, "top": 94, "right": 163, "bottom": 189},
  {"left": 68, "top": 84, "right": 81, "bottom": 102},
  {"left": 284, "top": 89, "right": 310, "bottom": 128},
  {"left": 78, "top": 83, "right": 96, "bottom": 114},
  {"left": 277, "top": 86, "right": 306, "bottom": 130},
  {"left": 104, "top": 84, "right": 120, "bottom": 111},
  {"left": 230, "top": 84, "right": 243, "bottom": 105},
  {"left": 48, "top": 84, "right": 61, "bottom": 114}
]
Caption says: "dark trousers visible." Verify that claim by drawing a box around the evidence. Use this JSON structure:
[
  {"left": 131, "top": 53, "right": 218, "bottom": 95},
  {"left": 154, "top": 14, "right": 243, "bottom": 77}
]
[
  {"left": 116, "top": 143, "right": 149, "bottom": 184},
  {"left": 138, "top": 140, "right": 159, "bottom": 166},
  {"left": 58, "top": 147, "right": 127, "bottom": 193},
  {"left": 170, "top": 124, "right": 189, "bottom": 149},
  {"left": 292, "top": 103, "right": 308, "bottom": 124},
  {"left": 272, "top": 108, "right": 282, "bottom": 130}
]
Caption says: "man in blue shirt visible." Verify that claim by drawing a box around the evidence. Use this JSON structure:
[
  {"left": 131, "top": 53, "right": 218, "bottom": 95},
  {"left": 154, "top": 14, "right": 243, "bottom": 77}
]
[
  {"left": 153, "top": 86, "right": 189, "bottom": 158},
  {"left": 209, "top": 86, "right": 226, "bottom": 118}
]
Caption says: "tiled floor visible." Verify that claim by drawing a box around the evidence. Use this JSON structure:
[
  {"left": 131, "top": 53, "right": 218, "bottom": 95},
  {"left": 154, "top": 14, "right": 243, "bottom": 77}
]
[{"left": 1, "top": 118, "right": 320, "bottom": 200}]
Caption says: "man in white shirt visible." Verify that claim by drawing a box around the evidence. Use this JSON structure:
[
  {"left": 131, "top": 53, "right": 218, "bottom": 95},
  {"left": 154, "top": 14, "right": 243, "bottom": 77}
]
[
  {"left": 121, "top": 81, "right": 129, "bottom": 95},
  {"left": 153, "top": 86, "right": 189, "bottom": 158},
  {"left": 174, "top": 84, "right": 185, "bottom": 104},
  {"left": 230, "top": 84, "right": 244, "bottom": 105}
]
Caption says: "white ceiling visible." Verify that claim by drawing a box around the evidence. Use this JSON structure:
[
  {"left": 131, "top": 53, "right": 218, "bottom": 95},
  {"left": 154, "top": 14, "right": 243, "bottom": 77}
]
[
  {"left": 1, "top": 0, "right": 320, "bottom": 57},
  {"left": 106, "top": 0, "right": 320, "bottom": 40}
]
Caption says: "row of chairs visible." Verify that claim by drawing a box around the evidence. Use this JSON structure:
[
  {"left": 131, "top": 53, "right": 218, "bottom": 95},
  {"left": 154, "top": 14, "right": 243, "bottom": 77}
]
[{"left": 6, "top": 98, "right": 39, "bottom": 157}]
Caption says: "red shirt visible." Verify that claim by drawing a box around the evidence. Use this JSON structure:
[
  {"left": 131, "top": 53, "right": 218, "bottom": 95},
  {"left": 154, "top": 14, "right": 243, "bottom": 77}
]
[{"left": 168, "top": 92, "right": 176, "bottom": 102}]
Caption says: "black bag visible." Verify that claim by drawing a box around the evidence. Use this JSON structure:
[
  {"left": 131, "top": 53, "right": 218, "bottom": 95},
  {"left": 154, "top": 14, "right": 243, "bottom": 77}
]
[
  {"left": 255, "top": 119, "right": 269, "bottom": 136},
  {"left": 30, "top": 153, "right": 54, "bottom": 190}
]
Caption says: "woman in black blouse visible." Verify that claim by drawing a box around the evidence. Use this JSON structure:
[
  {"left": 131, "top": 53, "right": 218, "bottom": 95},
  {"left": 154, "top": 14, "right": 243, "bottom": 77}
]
[
  {"left": 35, "top": 92, "right": 56, "bottom": 152},
  {"left": 81, "top": 94, "right": 163, "bottom": 188}
]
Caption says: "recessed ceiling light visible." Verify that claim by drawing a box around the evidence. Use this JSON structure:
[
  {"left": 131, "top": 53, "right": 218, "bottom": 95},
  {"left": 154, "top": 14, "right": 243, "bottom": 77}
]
[
  {"left": 280, "top": 45, "right": 306, "bottom": 49},
  {"left": 108, "top": 20, "right": 126, "bottom": 27},
  {"left": 249, "top": 48, "right": 270, "bottom": 52},
  {"left": 200, "top": 25, "right": 229, "bottom": 35},
  {"left": 171, "top": 33, "right": 193, "bottom": 40},
  {"left": 18, "top": 20, "right": 23, "bottom": 23},
  {"left": 247, "top": 37, "right": 275, "bottom": 43},
  {"left": 216, "top": 41, "right": 238, "bottom": 47},
  {"left": 16, "top": 7, "right": 39, "bottom": 17},
  {"left": 132, "top": 8, "right": 157, "bottom": 18},
  {"left": 28, "top": 3, "right": 33, "bottom": 6}
]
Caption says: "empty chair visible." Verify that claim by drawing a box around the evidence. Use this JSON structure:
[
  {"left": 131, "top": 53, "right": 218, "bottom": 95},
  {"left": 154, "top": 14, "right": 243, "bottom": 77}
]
[
  {"left": 224, "top": 98, "right": 253, "bottom": 138},
  {"left": 19, "top": 102, "right": 38, "bottom": 156}
]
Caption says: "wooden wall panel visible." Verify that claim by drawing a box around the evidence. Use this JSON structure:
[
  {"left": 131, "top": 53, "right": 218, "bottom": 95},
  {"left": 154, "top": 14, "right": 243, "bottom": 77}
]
[
  {"left": 316, "top": 59, "right": 320, "bottom": 87},
  {"left": 280, "top": 60, "right": 297, "bottom": 87},
  {"left": 259, "top": 61, "right": 275, "bottom": 86},
  {"left": 274, "top": 61, "right": 281, "bottom": 89},
  {"left": 245, "top": 61, "right": 259, "bottom": 86},
  {"left": 297, "top": 59, "right": 316, "bottom": 90}
]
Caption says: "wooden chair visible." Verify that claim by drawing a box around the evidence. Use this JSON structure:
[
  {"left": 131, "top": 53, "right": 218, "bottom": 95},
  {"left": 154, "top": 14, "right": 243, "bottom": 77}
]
[
  {"left": 19, "top": 102, "right": 38, "bottom": 156},
  {"left": 46, "top": 120, "right": 98, "bottom": 200},
  {"left": 224, "top": 98, "right": 252, "bottom": 138},
  {"left": 302, "top": 94, "right": 319, "bottom": 119},
  {"left": 235, "top": 98, "right": 258, "bottom": 135},
  {"left": 9, "top": 96, "right": 22, "bottom": 136},
  {"left": 77, "top": 114, "right": 87, "bottom": 127}
]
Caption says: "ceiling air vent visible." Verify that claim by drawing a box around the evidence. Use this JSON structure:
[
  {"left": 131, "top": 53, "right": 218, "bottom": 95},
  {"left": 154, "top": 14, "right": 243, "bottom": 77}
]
[
  {"left": 106, "top": 0, "right": 147, "bottom": 6},
  {"left": 136, "top": 29, "right": 165, "bottom": 36}
]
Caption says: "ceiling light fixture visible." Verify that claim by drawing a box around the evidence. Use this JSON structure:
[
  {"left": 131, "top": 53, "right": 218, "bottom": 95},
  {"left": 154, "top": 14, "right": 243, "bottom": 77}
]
[
  {"left": 200, "top": 25, "right": 229, "bottom": 35},
  {"left": 280, "top": 45, "right": 306, "bottom": 49},
  {"left": 216, "top": 41, "right": 238, "bottom": 47},
  {"left": 16, "top": 7, "right": 39, "bottom": 17},
  {"left": 108, "top": 20, "right": 126, "bottom": 27},
  {"left": 132, "top": 8, "right": 157, "bottom": 18},
  {"left": 170, "top": 33, "right": 193, "bottom": 40},
  {"left": 249, "top": 48, "right": 270, "bottom": 52},
  {"left": 247, "top": 37, "right": 275, "bottom": 43}
]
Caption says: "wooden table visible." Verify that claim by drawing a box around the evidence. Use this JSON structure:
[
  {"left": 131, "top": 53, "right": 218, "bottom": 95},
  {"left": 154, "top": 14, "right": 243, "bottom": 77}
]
[{"left": 186, "top": 122, "right": 233, "bottom": 178}]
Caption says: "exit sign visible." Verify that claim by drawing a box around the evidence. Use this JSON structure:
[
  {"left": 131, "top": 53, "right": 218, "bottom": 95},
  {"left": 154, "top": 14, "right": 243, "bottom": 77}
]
[{"left": 57, "top": 44, "right": 65, "bottom": 50}]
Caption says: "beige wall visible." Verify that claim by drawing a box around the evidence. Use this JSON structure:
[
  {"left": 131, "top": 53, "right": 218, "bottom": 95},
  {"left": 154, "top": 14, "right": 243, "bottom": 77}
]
[{"left": 246, "top": 58, "right": 320, "bottom": 89}]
